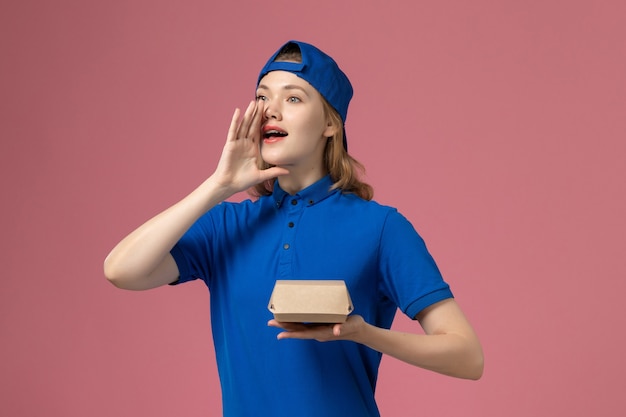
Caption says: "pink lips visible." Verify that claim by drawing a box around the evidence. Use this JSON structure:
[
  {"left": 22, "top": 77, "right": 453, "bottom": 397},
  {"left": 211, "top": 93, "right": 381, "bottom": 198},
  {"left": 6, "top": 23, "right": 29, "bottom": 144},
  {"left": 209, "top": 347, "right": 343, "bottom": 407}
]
[{"left": 262, "top": 125, "right": 288, "bottom": 143}]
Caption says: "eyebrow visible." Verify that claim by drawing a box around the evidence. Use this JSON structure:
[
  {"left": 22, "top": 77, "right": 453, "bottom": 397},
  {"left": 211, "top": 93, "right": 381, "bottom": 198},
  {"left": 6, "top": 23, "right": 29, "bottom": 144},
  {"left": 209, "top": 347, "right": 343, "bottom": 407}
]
[{"left": 257, "top": 84, "right": 310, "bottom": 96}]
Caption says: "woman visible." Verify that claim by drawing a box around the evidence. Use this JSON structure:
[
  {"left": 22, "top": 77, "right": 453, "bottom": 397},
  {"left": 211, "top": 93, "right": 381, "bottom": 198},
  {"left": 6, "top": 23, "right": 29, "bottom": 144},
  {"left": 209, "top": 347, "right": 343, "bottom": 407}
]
[{"left": 105, "top": 40, "right": 483, "bottom": 417}]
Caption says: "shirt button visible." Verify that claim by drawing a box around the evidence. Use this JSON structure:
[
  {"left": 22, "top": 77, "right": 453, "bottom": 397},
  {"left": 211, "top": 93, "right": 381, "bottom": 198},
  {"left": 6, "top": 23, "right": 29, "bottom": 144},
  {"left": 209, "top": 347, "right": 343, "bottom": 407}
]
[
  {"left": 283, "top": 243, "right": 290, "bottom": 250},
  {"left": 291, "top": 200, "right": 298, "bottom": 205},
  {"left": 308, "top": 200, "right": 314, "bottom": 205},
  {"left": 288, "top": 222, "right": 294, "bottom": 228}
]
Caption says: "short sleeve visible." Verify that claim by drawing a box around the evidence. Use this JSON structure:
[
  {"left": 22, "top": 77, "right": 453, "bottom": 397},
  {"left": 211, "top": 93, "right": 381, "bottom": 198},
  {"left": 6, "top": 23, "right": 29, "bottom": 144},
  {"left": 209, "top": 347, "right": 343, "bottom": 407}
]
[
  {"left": 169, "top": 210, "right": 218, "bottom": 286},
  {"left": 378, "top": 210, "right": 453, "bottom": 319}
]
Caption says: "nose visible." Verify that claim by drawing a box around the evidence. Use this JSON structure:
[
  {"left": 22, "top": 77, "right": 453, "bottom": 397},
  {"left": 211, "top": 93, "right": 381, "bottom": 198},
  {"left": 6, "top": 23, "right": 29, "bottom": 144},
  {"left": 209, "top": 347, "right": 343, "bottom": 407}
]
[{"left": 263, "top": 101, "right": 280, "bottom": 120}]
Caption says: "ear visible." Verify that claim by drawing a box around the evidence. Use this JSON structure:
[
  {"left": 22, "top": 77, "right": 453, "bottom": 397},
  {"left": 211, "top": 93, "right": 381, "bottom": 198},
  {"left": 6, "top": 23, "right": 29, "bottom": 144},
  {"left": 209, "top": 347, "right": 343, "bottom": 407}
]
[{"left": 322, "top": 119, "right": 338, "bottom": 138}]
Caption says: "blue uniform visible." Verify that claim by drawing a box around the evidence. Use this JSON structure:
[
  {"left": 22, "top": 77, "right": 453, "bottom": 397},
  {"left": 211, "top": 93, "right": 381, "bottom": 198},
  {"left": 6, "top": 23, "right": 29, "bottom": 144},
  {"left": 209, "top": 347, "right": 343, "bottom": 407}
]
[{"left": 171, "top": 175, "right": 453, "bottom": 417}]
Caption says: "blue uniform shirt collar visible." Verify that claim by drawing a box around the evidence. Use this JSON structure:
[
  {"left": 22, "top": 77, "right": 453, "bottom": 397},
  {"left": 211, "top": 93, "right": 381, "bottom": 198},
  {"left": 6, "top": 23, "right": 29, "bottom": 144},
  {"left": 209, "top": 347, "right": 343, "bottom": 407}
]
[{"left": 272, "top": 175, "right": 336, "bottom": 208}]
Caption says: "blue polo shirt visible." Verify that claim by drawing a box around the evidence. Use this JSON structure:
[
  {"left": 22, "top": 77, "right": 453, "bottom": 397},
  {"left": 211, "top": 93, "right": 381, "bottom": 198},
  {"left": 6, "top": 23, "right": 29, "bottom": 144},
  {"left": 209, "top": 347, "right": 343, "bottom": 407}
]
[{"left": 171, "top": 175, "right": 452, "bottom": 417}]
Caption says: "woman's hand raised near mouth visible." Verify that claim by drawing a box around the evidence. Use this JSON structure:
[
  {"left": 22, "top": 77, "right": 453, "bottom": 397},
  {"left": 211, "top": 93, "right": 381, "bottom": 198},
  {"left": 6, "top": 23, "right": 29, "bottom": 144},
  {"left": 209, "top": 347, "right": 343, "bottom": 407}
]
[{"left": 212, "top": 100, "right": 289, "bottom": 194}]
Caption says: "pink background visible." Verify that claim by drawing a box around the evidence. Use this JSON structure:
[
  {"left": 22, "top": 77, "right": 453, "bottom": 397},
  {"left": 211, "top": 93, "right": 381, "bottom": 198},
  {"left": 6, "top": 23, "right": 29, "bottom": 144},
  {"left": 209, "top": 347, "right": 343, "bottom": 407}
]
[{"left": 2, "top": 0, "right": 625, "bottom": 416}]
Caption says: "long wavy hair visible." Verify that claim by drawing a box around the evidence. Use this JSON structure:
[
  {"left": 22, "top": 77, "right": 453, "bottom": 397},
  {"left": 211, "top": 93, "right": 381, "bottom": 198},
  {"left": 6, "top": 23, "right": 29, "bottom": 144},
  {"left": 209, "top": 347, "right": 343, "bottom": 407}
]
[{"left": 250, "top": 46, "right": 373, "bottom": 200}]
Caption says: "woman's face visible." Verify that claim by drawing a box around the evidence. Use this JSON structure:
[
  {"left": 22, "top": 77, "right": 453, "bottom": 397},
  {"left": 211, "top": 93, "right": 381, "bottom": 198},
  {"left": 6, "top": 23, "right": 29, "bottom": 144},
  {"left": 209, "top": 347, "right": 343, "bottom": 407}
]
[{"left": 256, "top": 70, "right": 336, "bottom": 172}]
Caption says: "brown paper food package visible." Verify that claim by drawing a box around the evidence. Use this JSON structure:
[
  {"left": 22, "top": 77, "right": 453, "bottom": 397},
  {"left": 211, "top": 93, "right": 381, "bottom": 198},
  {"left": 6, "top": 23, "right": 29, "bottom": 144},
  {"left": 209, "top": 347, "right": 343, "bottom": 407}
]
[{"left": 268, "top": 280, "right": 353, "bottom": 323}]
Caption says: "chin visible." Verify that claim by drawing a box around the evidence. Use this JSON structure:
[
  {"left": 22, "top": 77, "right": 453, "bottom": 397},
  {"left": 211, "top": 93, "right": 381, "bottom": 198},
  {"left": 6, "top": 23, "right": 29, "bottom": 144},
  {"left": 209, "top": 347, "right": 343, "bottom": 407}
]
[{"left": 261, "top": 151, "right": 289, "bottom": 167}]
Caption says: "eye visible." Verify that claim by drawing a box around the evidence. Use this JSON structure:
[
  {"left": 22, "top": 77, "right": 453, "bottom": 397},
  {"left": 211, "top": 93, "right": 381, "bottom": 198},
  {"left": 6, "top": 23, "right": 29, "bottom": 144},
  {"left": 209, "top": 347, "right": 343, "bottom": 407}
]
[
  {"left": 256, "top": 95, "right": 267, "bottom": 101},
  {"left": 287, "top": 96, "right": 301, "bottom": 103}
]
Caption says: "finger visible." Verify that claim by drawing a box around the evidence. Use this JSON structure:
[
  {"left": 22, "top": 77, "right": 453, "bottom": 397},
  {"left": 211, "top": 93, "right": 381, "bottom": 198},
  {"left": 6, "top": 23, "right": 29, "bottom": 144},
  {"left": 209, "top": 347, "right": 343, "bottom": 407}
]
[
  {"left": 237, "top": 101, "right": 256, "bottom": 139},
  {"left": 267, "top": 319, "right": 282, "bottom": 328},
  {"left": 226, "top": 108, "right": 241, "bottom": 142},
  {"left": 268, "top": 319, "right": 306, "bottom": 331},
  {"left": 257, "top": 166, "right": 290, "bottom": 183},
  {"left": 275, "top": 325, "right": 335, "bottom": 341},
  {"left": 246, "top": 100, "right": 264, "bottom": 141}
]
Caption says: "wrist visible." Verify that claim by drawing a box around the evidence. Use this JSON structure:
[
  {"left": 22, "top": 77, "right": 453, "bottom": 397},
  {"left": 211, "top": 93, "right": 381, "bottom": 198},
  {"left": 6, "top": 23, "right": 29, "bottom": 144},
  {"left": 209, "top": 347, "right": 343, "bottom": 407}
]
[
  {"left": 201, "top": 174, "right": 238, "bottom": 201},
  {"left": 350, "top": 316, "right": 374, "bottom": 345}
]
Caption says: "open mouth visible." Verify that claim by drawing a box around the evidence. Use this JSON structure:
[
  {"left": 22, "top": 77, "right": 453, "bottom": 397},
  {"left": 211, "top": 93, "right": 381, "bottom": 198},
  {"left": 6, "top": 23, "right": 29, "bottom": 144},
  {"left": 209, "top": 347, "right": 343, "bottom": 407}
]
[{"left": 263, "top": 128, "right": 288, "bottom": 140}]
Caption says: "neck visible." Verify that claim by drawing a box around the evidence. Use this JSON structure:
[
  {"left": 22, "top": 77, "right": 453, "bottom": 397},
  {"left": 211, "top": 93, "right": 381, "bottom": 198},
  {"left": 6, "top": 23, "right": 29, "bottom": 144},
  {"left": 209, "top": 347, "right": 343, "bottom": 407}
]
[{"left": 276, "top": 166, "right": 327, "bottom": 195}]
